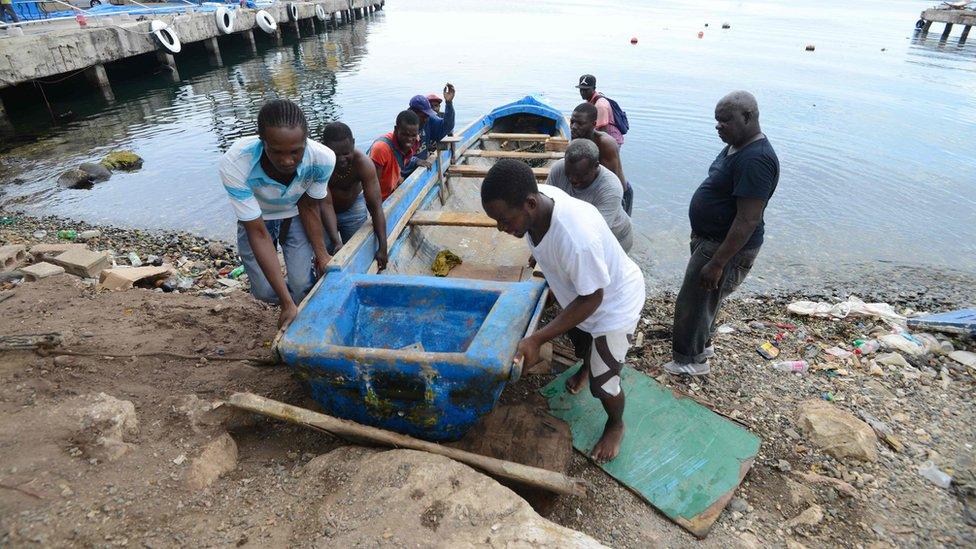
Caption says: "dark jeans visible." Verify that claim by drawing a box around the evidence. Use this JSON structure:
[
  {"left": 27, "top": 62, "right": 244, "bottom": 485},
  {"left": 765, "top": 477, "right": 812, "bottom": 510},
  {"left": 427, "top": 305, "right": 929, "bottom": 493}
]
[
  {"left": 1, "top": 5, "right": 18, "bottom": 22},
  {"left": 622, "top": 181, "right": 633, "bottom": 216},
  {"left": 672, "top": 235, "right": 760, "bottom": 364}
]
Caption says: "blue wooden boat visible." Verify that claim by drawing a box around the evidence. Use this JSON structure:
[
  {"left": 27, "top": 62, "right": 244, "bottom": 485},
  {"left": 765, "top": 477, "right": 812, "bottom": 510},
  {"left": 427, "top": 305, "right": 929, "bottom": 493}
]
[{"left": 275, "top": 96, "right": 570, "bottom": 441}]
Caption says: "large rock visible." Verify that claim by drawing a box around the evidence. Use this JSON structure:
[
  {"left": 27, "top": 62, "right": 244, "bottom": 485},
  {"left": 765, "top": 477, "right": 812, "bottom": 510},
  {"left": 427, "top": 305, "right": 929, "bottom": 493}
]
[
  {"left": 302, "top": 447, "right": 606, "bottom": 547},
  {"left": 185, "top": 432, "right": 238, "bottom": 491},
  {"left": 78, "top": 162, "right": 112, "bottom": 182},
  {"left": 71, "top": 393, "right": 139, "bottom": 462},
  {"left": 100, "top": 150, "right": 143, "bottom": 171},
  {"left": 57, "top": 168, "right": 94, "bottom": 189},
  {"left": 797, "top": 400, "right": 878, "bottom": 462}
]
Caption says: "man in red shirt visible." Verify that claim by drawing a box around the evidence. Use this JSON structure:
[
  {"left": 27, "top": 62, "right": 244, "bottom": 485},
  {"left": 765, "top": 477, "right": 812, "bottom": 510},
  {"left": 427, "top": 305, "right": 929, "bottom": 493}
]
[
  {"left": 369, "top": 110, "right": 420, "bottom": 201},
  {"left": 576, "top": 74, "right": 624, "bottom": 147}
]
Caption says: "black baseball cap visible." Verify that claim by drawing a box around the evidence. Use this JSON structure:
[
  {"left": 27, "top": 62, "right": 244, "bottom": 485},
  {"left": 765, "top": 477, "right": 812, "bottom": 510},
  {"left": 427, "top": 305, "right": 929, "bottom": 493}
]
[{"left": 575, "top": 74, "right": 596, "bottom": 89}]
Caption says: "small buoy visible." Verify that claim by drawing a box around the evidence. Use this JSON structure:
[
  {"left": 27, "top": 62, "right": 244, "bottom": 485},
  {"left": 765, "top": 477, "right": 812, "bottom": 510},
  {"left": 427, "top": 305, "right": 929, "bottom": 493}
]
[
  {"left": 315, "top": 4, "right": 327, "bottom": 21},
  {"left": 630, "top": 36, "right": 638, "bottom": 44},
  {"left": 722, "top": 22, "right": 731, "bottom": 29},
  {"left": 215, "top": 7, "right": 235, "bottom": 35},
  {"left": 704, "top": 23, "right": 709, "bottom": 27},
  {"left": 915, "top": 19, "right": 925, "bottom": 30},
  {"left": 288, "top": 3, "right": 299, "bottom": 22},
  {"left": 805, "top": 43, "right": 816, "bottom": 51},
  {"left": 255, "top": 9, "right": 277, "bottom": 34},
  {"left": 150, "top": 20, "right": 181, "bottom": 54},
  {"left": 698, "top": 31, "right": 704, "bottom": 38}
]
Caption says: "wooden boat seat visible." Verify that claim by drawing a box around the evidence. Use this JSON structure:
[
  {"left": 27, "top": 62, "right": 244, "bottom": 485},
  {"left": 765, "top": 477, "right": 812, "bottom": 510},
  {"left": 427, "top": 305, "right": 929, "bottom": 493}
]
[
  {"left": 465, "top": 150, "right": 564, "bottom": 159},
  {"left": 447, "top": 164, "right": 549, "bottom": 180},
  {"left": 408, "top": 211, "right": 496, "bottom": 228},
  {"left": 483, "top": 133, "right": 552, "bottom": 141}
]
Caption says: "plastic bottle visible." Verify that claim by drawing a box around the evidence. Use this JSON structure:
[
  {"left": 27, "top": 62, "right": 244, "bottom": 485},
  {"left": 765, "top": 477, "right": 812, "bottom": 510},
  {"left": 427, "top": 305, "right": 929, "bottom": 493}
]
[
  {"left": 57, "top": 230, "right": 77, "bottom": 240},
  {"left": 228, "top": 265, "right": 246, "bottom": 279},
  {"left": 773, "top": 360, "right": 809, "bottom": 373},
  {"left": 918, "top": 460, "right": 952, "bottom": 489},
  {"left": 128, "top": 252, "right": 142, "bottom": 267},
  {"left": 853, "top": 339, "right": 880, "bottom": 355}
]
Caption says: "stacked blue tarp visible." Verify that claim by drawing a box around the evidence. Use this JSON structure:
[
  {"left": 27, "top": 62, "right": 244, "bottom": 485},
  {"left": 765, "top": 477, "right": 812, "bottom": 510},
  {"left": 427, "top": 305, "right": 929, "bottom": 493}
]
[{"left": 34, "top": 1, "right": 268, "bottom": 21}]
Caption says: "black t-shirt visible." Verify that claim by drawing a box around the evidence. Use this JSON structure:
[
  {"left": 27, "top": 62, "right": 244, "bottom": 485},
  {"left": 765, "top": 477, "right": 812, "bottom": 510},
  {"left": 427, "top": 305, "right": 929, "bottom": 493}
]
[{"left": 688, "top": 138, "right": 779, "bottom": 249}]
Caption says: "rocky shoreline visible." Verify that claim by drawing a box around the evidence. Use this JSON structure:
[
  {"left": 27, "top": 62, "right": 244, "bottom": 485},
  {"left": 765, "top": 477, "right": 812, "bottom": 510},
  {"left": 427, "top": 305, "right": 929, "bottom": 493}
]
[{"left": 1, "top": 211, "right": 975, "bottom": 547}]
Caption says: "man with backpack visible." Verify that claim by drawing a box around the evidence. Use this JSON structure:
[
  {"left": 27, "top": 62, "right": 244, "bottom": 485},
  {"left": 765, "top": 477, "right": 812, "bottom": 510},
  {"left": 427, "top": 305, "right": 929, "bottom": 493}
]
[{"left": 575, "top": 75, "right": 633, "bottom": 215}]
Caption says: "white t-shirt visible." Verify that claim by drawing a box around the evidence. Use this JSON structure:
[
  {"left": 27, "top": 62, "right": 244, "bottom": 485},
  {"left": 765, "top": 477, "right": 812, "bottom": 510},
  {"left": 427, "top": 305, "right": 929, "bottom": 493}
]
[{"left": 527, "top": 186, "right": 645, "bottom": 334}]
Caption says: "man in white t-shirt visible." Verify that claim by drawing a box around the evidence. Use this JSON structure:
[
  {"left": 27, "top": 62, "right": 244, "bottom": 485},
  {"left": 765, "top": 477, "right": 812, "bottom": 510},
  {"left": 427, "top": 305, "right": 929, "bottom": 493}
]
[
  {"left": 219, "top": 100, "right": 335, "bottom": 328},
  {"left": 481, "top": 159, "right": 645, "bottom": 463}
]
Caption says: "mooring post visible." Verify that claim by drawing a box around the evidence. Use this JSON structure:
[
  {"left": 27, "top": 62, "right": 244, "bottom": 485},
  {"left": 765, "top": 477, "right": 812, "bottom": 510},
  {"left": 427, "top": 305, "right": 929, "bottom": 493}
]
[
  {"left": 203, "top": 37, "right": 224, "bottom": 67},
  {"left": 274, "top": 28, "right": 284, "bottom": 46},
  {"left": 960, "top": 25, "right": 971, "bottom": 44},
  {"left": 156, "top": 51, "right": 180, "bottom": 82},
  {"left": 922, "top": 20, "right": 933, "bottom": 34},
  {"left": 242, "top": 28, "right": 258, "bottom": 55},
  {"left": 0, "top": 97, "right": 14, "bottom": 133},
  {"left": 85, "top": 64, "right": 115, "bottom": 103},
  {"left": 941, "top": 23, "right": 954, "bottom": 40},
  {"left": 330, "top": 12, "right": 337, "bottom": 28}
]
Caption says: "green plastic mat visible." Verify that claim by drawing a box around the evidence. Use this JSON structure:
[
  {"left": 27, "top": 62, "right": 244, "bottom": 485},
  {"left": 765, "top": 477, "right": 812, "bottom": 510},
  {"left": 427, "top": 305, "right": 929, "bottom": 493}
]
[{"left": 542, "top": 365, "right": 761, "bottom": 538}]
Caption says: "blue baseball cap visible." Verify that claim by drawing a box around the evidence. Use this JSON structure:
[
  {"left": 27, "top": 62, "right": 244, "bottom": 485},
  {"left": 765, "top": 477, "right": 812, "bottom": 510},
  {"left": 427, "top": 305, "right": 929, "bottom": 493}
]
[{"left": 409, "top": 95, "right": 437, "bottom": 117}]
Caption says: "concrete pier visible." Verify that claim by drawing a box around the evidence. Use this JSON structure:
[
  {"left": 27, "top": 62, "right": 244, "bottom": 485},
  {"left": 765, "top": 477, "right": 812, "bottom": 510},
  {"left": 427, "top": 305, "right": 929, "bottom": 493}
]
[
  {"left": 157, "top": 51, "right": 180, "bottom": 82},
  {"left": 0, "top": 0, "right": 385, "bottom": 90},
  {"left": 919, "top": 7, "right": 975, "bottom": 44},
  {"left": 203, "top": 37, "right": 223, "bottom": 67},
  {"left": 85, "top": 64, "right": 114, "bottom": 103}
]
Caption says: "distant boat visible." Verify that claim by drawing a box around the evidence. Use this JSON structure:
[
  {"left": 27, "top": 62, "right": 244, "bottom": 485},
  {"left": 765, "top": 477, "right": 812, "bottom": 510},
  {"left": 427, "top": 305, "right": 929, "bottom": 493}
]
[{"left": 276, "top": 96, "right": 570, "bottom": 440}]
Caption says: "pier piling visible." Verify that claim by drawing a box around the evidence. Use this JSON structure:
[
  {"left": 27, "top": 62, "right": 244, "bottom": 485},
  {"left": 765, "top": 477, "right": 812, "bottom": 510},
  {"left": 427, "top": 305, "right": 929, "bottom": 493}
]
[
  {"left": 242, "top": 29, "right": 258, "bottom": 55},
  {"left": 918, "top": 7, "right": 975, "bottom": 45},
  {"left": 961, "top": 25, "right": 972, "bottom": 44},
  {"left": 157, "top": 52, "right": 181, "bottom": 82},
  {"left": 203, "top": 37, "right": 224, "bottom": 67},
  {"left": 84, "top": 64, "right": 114, "bottom": 103}
]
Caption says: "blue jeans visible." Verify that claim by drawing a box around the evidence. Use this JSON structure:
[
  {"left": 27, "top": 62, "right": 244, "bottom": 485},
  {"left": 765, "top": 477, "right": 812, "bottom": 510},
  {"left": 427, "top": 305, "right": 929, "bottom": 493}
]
[
  {"left": 622, "top": 181, "right": 633, "bottom": 216},
  {"left": 327, "top": 194, "right": 368, "bottom": 254},
  {"left": 237, "top": 217, "right": 316, "bottom": 305}
]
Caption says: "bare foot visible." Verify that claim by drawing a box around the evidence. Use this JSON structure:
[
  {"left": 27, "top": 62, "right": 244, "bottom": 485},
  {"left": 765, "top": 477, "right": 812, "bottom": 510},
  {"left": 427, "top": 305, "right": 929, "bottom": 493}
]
[
  {"left": 565, "top": 364, "right": 587, "bottom": 395},
  {"left": 590, "top": 420, "right": 625, "bottom": 463}
]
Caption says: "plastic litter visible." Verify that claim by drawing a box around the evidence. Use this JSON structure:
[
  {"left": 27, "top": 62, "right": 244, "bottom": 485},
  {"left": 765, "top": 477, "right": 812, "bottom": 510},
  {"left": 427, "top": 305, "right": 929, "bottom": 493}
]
[
  {"left": 824, "top": 346, "right": 852, "bottom": 359},
  {"left": 853, "top": 339, "right": 880, "bottom": 355},
  {"left": 127, "top": 252, "right": 142, "bottom": 267},
  {"left": 717, "top": 324, "right": 735, "bottom": 334},
  {"left": 57, "top": 230, "right": 77, "bottom": 240},
  {"left": 949, "top": 350, "right": 976, "bottom": 369},
  {"left": 875, "top": 352, "right": 910, "bottom": 368},
  {"left": 879, "top": 333, "right": 926, "bottom": 356},
  {"left": 757, "top": 341, "right": 780, "bottom": 360},
  {"left": 773, "top": 360, "right": 808, "bottom": 373},
  {"left": 787, "top": 296, "right": 906, "bottom": 327},
  {"left": 918, "top": 461, "right": 952, "bottom": 489},
  {"left": 228, "top": 265, "right": 246, "bottom": 279}
]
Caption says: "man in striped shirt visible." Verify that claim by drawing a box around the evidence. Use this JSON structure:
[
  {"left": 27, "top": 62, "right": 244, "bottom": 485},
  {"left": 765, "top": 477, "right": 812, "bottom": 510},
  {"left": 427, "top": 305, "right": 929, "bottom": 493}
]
[{"left": 219, "top": 100, "right": 335, "bottom": 327}]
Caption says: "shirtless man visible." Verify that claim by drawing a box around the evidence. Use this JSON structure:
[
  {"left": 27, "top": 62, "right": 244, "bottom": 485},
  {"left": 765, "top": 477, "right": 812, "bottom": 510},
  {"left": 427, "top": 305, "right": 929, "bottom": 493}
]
[
  {"left": 319, "top": 122, "right": 388, "bottom": 270},
  {"left": 570, "top": 102, "right": 633, "bottom": 216}
]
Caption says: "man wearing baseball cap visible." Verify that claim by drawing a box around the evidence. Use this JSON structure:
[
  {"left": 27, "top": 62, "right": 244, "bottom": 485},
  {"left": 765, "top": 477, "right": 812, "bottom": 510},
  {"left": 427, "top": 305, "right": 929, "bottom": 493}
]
[
  {"left": 426, "top": 93, "right": 444, "bottom": 115},
  {"left": 576, "top": 75, "right": 624, "bottom": 147},
  {"left": 403, "top": 83, "right": 456, "bottom": 178}
]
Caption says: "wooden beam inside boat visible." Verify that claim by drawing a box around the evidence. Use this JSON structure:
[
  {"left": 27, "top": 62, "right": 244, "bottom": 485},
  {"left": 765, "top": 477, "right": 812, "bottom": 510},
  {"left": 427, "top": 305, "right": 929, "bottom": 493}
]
[
  {"left": 408, "top": 211, "right": 497, "bottom": 228},
  {"left": 465, "top": 150, "right": 565, "bottom": 159},
  {"left": 448, "top": 165, "right": 550, "bottom": 180},
  {"left": 483, "top": 133, "right": 552, "bottom": 141}
]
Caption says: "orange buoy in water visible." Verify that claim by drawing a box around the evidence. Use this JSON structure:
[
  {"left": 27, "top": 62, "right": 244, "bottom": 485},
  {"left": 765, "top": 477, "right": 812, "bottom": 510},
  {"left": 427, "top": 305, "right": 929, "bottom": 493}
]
[
  {"left": 698, "top": 31, "right": 704, "bottom": 38},
  {"left": 630, "top": 36, "right": 638, "bottom": 44}
]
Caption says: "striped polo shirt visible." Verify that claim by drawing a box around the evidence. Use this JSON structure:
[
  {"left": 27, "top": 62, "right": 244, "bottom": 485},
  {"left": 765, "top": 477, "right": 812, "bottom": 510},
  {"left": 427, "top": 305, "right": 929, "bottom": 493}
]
[{"left": 219, "top": 135, "right": 335, "bottom": 221}]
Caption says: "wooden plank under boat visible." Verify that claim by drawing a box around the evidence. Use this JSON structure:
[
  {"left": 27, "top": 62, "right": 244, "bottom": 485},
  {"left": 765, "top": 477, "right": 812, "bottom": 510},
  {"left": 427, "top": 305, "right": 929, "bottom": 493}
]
[{"left": 275, "top": 96, "right": 570, "bottom": 441}]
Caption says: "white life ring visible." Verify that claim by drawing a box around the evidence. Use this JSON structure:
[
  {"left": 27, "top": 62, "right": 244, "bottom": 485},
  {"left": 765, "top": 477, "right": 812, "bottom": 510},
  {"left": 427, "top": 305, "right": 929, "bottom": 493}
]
[
  {"left": 315, "top": 4, "right": 327, "bottom": 21},
  {"left": 215, "top": 7, "right": 235, "bottom": 35},
  {"left": 255, "top": 10, "right": 277, "bottom": 34},
  {"left": 288, "top": 3, "right": 299, "bottom": 22},
  {"left": 150, "top": 20, "right": 181, "bottom": 54}
]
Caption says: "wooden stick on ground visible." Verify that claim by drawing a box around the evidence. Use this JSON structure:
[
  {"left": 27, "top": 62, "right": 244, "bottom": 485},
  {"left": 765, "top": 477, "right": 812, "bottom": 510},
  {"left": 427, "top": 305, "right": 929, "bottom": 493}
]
[{"left": 227, "top": 392, "right": 591, "bottom": 498}]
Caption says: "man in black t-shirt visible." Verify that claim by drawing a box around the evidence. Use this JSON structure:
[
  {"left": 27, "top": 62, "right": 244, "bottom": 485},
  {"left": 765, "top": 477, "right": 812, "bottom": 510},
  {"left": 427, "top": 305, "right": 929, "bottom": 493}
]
[{"left": 666, "top": 91, "right": 779, "bottom": 376}]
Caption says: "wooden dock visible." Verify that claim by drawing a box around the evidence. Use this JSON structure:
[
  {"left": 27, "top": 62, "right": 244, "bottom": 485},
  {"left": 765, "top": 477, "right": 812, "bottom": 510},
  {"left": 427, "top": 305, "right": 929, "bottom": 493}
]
[
  {"left": 0, "top": 0, "right": 385, "bottom": 127},
  {"left": 918, "top": 5, "right": 975, "bottom": 43}
]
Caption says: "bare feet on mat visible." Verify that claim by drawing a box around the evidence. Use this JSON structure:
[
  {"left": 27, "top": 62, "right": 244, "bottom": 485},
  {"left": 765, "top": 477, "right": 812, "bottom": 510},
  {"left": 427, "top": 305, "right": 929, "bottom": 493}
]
[
  {"left": 591, "top": 419, "right": 625, "bottom": 463},
  {"left": 565, "top": 364, "right": 587, "bottom": 395}
]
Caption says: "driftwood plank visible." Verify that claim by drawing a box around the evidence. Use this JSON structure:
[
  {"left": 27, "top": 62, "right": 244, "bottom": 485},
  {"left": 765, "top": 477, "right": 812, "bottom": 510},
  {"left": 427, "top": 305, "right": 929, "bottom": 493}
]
[{"left": 227, "top": 392, "right": 591, "bottom": 497}]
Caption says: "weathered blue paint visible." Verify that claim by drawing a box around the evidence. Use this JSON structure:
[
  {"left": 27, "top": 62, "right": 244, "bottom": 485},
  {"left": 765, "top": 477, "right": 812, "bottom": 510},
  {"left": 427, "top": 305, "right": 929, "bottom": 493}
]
[
  {"left": 277, "top": 96, "right": 568, "bottom": 440},
  {"left": 279, "top": 273, "right": 545, "bottom": 440}
]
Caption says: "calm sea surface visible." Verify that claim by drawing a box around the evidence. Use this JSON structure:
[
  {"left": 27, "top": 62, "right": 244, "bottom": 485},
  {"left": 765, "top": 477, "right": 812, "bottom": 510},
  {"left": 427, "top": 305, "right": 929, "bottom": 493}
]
[{"left": 1, "top": 0, "right": 974, "bottom": 289}]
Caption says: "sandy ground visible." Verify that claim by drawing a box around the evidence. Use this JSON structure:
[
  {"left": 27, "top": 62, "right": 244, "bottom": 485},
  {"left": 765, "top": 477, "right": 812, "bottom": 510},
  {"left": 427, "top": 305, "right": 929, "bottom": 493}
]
[{"left": 1, "top": 216, "right": 975, "bottom": 547}]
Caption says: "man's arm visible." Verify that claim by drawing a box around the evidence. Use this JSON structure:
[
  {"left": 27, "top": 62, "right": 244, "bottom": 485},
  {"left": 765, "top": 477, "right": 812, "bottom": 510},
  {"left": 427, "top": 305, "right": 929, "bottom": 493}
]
[
  {"left": 319, "top": 192, "right": 342, "bottom": 252},
  {"left": 242, "top": 219, "right": 297, "bottom": 327},
  {"left": 515, "top": 290, "right": 603, "bottom": 367},
  {"left": 698, "top": 197, "right": 765, "bottom": 290},
  {"left": 298, "top": 194, "right": 332, "bottom": 278},
  {"left": 358, "top": 154, "right": 389, "bottom": 270},
  {"left": 591, "top": 172, "right": 625, "bottom": 224},
  {"left": 440, "top": 100, "right": 455, "bottom": 137},
  {"left": 599, "top": 137, "right": 627, "bottom": 192}
]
